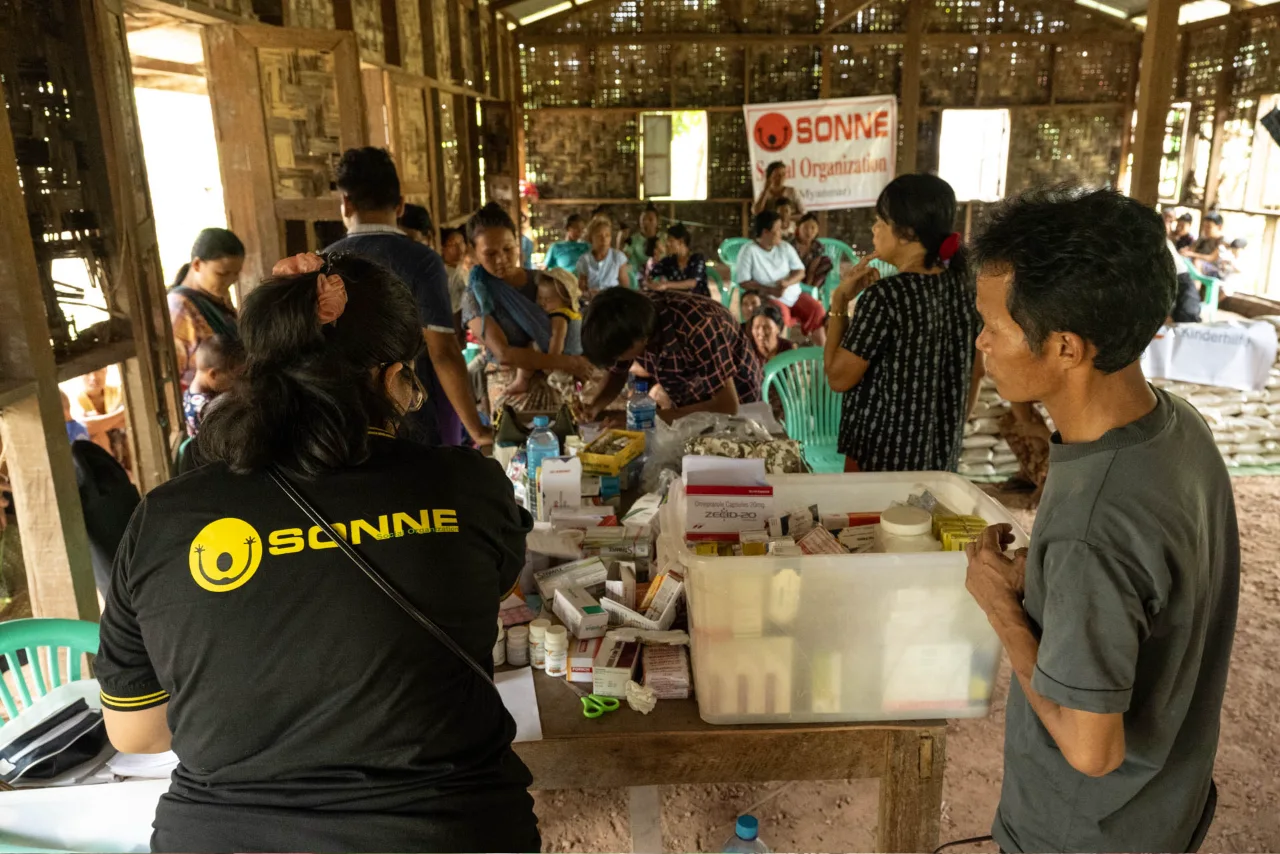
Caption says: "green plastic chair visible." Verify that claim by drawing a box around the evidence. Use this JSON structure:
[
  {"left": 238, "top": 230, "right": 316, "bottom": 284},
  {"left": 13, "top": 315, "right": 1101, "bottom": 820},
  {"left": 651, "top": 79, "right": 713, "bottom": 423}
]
[
  {"left": 707, "top": 267, "right": 738, "bottom": 310},
  {"left": 1182, "top": 256, "right": 1221, "bottom": 317},
  {"left": 0, "top": 618, "right": 100, "bottom": 725},
  {"left": 761, "top": 347, "right": 844, "bottom": 473},
  {"left": 817, "top": 238, "right": 858, "bottom": 308},
  {"left": 718, "top": 237, "right": 752, "bottom": 285}
]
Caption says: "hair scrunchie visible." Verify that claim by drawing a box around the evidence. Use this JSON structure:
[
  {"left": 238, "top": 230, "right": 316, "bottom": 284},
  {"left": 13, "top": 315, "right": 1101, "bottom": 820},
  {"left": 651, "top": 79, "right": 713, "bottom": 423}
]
[
  {"left": 272, "top": 253, "right": 348, "bottom": 325},
  {"left": 939, "top": 232, "right": 962, "bottom": 263}
]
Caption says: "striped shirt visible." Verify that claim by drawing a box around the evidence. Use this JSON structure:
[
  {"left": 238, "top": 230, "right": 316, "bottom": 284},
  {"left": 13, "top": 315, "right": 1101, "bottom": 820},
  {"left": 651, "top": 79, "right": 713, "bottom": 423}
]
[{"left": 837, "top": 269, "right": 981, "bottom": 471}]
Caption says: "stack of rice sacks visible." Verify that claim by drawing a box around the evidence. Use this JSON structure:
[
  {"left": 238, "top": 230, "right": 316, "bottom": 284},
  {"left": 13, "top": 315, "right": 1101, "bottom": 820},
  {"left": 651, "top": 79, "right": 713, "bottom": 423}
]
[
  {"left": 958, "top": 315, "right": 1280, "bottom": 480},
  {"left": 960, "top": 377, "right": 1019, "bottom": 480}
]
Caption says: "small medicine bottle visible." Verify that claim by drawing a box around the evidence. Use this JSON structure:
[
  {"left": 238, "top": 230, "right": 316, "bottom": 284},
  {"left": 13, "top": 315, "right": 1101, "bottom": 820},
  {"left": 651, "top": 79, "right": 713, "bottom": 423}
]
[
  {"left": 529, "top": 619, "right": 551, "bottom": 670},
  {"left": 493, "top": 617, "right": 507, "bottom": 667},
  {"left": 544, "top": 626, "right": 569, "bottom": 678},
  {"left": 877, "top": 506, "right": 942, "bottom": 554},
  {"left": 506, "top": 625, "right": 530, "bottom": 666}
]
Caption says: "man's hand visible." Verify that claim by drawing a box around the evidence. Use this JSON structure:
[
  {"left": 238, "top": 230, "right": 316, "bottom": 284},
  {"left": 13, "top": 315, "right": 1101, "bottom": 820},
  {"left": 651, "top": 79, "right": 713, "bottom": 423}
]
[{"left": 965, "top": 523, "right": 1027, "bottom": 617}]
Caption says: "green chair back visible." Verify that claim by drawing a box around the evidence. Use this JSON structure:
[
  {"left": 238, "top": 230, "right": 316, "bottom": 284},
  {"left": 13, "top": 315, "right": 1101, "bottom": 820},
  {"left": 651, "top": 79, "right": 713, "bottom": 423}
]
[
  {"left": 817, "top": 238, "right": 858, "bottom": 308},
  {"left": 0, "top": 618, "right": 100, "bottom": 724},
  {"left": 718, "top": 237, "right": 752, "bottom": 285},
  {"left": 761, "top": 347, "right": 844, "bottom": 473},
  {"left": 1182, "top": 255, "right": 1221, "bottom": 316},
  {"left": 708, "top": 267, "right": 737, "bottom": 310}
]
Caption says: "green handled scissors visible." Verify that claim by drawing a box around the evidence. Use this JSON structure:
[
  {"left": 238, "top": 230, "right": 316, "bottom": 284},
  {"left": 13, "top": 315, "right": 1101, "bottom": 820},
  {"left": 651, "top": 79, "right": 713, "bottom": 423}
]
[{"left": 563, "top": 678, "right": 621, "bottom": 719}]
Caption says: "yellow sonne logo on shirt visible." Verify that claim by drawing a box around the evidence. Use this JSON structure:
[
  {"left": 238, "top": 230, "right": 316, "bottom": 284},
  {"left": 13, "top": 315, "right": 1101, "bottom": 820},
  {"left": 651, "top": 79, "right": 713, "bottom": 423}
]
[
  {"left": 189, "top": 517, "right": 263, "bottom": 593},
  {"left": 188, "top": 510, "right": 459, "bottom": 592}
]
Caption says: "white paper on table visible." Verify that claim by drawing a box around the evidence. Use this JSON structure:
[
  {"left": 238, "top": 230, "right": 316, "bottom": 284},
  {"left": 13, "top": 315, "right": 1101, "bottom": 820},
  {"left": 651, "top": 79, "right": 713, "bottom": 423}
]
[
  {"left": 495, "top": 667, "right": 542, "bottom": 743},
  {"left": 682, "top": 455, "right": 767, "bottom": 487}
]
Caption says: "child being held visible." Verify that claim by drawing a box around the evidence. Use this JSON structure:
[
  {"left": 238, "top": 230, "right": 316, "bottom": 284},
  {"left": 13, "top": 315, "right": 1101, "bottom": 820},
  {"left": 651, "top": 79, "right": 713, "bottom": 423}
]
[
  {"left": 535, "top": 268, "right": 584, "bottom": 357},
  {"left": 184, "top": 334, "right": 245, "bottom": 437}
]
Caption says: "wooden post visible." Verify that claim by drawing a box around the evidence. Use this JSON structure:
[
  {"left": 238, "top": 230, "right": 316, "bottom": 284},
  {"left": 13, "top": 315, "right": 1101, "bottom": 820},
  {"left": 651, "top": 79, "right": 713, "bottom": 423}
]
[
  {"left": 204, "top": 26, "right": 281, "bottom": 294},
  {"left": 1129, "top": 0, "right": 1180, "bottom": 205},
  {"left": 877, "top": 730, "right": 945, "bottom": 852},
  {"left": 1116, "top": 42, "right": 1141, "bottom": 192},
  {"left": 1203, "top": 14, "right": 1243, "bottom": 211},
  {"left": 0, "top": 102, "right": 98, "bottom": 622},
  {"left": 899, "top": 0, "right": 924, "bottom": 175}
]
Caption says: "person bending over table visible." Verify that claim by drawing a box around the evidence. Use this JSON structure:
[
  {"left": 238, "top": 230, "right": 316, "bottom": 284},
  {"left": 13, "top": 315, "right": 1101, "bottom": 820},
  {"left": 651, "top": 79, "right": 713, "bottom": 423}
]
[
  {"left": 462, "top": 202, "right": 592, "bottom": 397},
  {"left": 96, "top": 252, "right": 540, "bottom": 854},
  {"left": 736, "top": 210, "right": 828, "bottom": 346},
  {"left": 965, "top": 186, "right": 1238, "bottom": 854},
  {"left": 326, "top": 147, "right": 488, "bottom": 448},
  {"left": 824, "top": 173, "right": 983, "bottom": 473},
  {"left": 580, "top": 288, "right": 762, "bottom": 423}
]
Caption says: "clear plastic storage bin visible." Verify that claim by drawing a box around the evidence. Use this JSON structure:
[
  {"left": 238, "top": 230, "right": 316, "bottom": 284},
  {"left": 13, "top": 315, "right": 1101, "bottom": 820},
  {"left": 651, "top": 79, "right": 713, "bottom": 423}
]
[{"left": 659, "top": 472, "right": 1028, "bottom": 725}]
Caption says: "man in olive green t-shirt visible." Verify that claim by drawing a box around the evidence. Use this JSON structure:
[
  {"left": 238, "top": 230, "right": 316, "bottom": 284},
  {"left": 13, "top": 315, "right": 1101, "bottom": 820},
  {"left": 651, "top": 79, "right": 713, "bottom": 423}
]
[{"left": 966, "top": 187, "right": 1239, "bottom": 853}]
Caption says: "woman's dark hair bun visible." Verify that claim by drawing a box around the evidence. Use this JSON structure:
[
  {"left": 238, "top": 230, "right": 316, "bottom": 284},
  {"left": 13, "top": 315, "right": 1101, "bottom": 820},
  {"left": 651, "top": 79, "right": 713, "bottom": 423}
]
[
  {"left": 468, "top": 201, "right": 517, "bottom": 244},
  {"left": 875, "top": 173, "right": 968, "bottom": 275},
  {"left": 197, "top": 254, "right": 423, "bottom": 479}
]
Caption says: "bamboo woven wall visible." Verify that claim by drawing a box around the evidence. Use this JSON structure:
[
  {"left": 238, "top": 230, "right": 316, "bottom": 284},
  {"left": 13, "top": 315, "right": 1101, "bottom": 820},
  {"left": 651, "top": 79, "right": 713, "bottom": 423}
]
[
  {"left": 259, "top": 47, "right": 344, "bottom": 199},
  {"left": 521, "top": 0, "right": 1138, "bottom": 252}
]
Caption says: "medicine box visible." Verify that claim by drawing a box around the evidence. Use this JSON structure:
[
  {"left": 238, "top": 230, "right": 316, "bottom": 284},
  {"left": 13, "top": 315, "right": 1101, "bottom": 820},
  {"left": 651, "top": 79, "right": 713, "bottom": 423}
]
[
  {"left": 567, "top": 636, "right": 604, "bottom": 684},
  {"left": 593, "top": 637, "right": 642, "bottom": 697},
  {"left": 533, "top": 557, "right": 608, "bottom": 602},
  {"left": 553, "top": 586, "right": 609, "bottom": 639},
  {"left": 685, "top": 486, "right": 776, "bottom": 540},
  {"left": 600, "top": 593, "right": 680, "bottom": 631},
  {"left": 663, "top": 472, "right": 1026, "bottom": 725}
]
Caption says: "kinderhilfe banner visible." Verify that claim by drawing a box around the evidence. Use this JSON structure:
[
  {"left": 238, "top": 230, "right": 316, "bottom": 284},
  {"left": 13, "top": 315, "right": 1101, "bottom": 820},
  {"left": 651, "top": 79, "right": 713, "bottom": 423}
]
[{"left": 743, "top": 95, "right": 897, "bottom": 211}]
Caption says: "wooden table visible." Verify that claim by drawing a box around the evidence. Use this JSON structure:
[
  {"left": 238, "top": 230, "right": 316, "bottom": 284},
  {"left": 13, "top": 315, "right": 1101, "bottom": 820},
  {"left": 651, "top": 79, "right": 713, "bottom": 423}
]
[{"left": 512, "top": 670, "right": 947, "bottom": 853}]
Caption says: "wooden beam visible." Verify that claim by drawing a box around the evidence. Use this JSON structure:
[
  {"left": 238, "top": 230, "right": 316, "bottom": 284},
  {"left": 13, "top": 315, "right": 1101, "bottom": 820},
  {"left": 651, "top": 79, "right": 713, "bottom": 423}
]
[
  {"left": 0, "top": 380, "right": 37, "bottom": 411},
  {"left": 0, "top": 92, "right": 98, "bottom": 621},
  {"left": 54, "top": 339, "right": 139, "bottom": 385},
  {"left": 899, "top": 0, "right": 923, "bottom": 175},
  {"left": 1203, "top": 13, "right": 1243, "bottom": 211},
  {"left": 490, "top": 0, "right": 524, "bottom": 9},
  {"left": 1130, "top": 0, "right": 1180, "bottom": 205},
  {"left": 821, "top": 0, "right": 881, "bottom": 34},
  {"left": 1181, "top": 2, "right": 1278, "bottom": 32},
  {"left": 126, "top": 0, "right": 255, "bottom": 25},
  {"left": 520, "top": 30, "right": 1140, "bottom": 47},
  {"left": 130, "top": 56, "right": 206, "bottom": 77}
]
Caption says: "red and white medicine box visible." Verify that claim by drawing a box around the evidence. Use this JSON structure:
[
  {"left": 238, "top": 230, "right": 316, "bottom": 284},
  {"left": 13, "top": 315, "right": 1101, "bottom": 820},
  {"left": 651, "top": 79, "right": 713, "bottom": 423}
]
[{"left": 685, "top": 485, "right": 776, "bottom": 541}]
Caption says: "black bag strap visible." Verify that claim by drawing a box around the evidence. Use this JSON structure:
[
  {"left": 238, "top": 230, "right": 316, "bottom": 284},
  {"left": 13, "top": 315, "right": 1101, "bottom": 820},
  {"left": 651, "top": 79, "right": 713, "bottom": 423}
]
[{"left": 267, "top": 467, "right": 498, "bottom": 690}]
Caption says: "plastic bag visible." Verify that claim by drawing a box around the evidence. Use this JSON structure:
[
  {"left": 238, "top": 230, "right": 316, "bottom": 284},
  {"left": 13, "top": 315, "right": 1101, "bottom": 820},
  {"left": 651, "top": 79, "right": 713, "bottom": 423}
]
[{"left": 641, "top": 411, "right": 774, "bottom": 492}]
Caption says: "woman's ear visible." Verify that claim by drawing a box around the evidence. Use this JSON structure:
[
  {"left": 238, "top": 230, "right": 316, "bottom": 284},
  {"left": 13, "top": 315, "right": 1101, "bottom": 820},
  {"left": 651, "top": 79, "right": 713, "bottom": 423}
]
[{"left": 379, "top": 361, "right": 411, "bottom": 414}]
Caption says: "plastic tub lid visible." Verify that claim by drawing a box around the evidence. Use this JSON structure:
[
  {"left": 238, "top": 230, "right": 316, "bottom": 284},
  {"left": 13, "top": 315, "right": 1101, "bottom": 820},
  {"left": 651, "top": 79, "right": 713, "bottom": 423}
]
[
  {"left": 736, "top": 816, "right": 759, "bottom": 840},
  {"left": 529, "top": 619, "right": 551, "bottom": 638},
  {"left": 880, "top": 505, "right": 933, "bottom": 537}
]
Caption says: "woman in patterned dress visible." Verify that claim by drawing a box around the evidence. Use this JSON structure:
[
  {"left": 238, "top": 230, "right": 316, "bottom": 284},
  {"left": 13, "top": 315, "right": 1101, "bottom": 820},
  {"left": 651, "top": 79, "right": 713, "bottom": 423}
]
[{"left": 823, "top": 174, "right": 984, "bottom": 473}]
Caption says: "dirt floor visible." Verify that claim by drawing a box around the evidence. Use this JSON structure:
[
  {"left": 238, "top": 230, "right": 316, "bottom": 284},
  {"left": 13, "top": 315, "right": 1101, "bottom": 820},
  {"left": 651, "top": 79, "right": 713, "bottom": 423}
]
[{"left": 533, "top": 476, "right": 1280, "bottom": 853}]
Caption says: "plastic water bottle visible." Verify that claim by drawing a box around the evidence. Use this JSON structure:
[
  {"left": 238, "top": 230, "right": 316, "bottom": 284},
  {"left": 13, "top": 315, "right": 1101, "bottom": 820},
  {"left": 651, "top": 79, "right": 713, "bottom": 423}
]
[
  {"left": 525, "top": 415, "right": 561, "bottom": 478},
  {"left": 525, "top": 416, "right": 560, "bottom": 521},
  {"left": 723, "top": 815, "right": 769, "bottom": 854},
  {"left": 626, "top": 379, "right": 658, "bottom": 431}
]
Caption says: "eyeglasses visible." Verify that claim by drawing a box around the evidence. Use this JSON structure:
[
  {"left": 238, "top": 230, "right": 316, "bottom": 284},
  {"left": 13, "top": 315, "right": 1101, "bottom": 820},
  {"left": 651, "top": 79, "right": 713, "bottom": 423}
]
[{"left": 381, "top": 361, "right": 426, "bottom": 413}]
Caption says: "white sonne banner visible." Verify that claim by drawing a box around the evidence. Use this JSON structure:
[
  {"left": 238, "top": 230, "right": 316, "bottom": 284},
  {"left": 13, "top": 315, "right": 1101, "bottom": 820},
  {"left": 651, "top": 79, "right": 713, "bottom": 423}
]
[{"left": 743, "top": 95, "right": 897, "bottom": 212}]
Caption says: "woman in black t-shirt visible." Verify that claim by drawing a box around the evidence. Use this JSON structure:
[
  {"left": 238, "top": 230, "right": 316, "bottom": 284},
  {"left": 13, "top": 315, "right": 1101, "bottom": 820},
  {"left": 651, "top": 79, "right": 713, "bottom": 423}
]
[
  {"left": 823, "top": 174, "right": 983, "bottom": 472},
  {"left": 96, "top": 253, "right": 540, "bottom": 853}
]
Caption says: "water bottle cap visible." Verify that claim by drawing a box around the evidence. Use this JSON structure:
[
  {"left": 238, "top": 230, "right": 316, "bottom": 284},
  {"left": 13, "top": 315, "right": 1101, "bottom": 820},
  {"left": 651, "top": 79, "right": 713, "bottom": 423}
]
[
  {"left": 736, "top": 816, "right": 759, "bottom": 841},
  {"left": 634, "top": 380, "right": 648, "bottom": 392},
  {"left": 532, "top": 415, "right": 550, "bottom": 428}
]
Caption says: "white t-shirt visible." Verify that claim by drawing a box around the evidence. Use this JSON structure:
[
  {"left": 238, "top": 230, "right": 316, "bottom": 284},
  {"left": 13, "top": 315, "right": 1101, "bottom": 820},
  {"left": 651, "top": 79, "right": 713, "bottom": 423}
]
[
  {"left": 735, "top": 241, "right": 806, "bottom": 306},
  {"left": 577, "top": 248, "right": 629, "bottom": 290}
]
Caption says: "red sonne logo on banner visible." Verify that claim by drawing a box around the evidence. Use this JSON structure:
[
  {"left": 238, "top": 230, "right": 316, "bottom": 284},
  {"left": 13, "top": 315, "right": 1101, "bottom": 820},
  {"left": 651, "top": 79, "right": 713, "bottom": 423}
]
[{"left": 753, "top": 113, "right": 793, "bottom": 153}]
